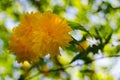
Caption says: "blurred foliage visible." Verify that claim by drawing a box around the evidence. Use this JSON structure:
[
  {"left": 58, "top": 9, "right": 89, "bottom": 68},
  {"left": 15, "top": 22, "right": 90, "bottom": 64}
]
[{"left": 0, "top": 0, "right": 120, "bottom": 80}]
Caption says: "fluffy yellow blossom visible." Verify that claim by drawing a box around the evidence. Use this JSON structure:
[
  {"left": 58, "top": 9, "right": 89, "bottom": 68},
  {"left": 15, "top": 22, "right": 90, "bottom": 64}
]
[{"left": 9, "top": 11, "right": 72, "bottom": 63}]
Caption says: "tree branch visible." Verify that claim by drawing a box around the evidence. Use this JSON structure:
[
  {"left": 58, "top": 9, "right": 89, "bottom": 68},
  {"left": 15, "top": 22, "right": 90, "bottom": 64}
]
[{"left": 25, "top": 54, "right": 120, "bottom": 80}]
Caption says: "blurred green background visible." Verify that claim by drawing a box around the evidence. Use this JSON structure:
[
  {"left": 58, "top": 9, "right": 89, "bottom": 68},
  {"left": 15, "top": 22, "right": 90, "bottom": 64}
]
[{"left": 0, "top": 0, "right": 120, "bottom": 80}]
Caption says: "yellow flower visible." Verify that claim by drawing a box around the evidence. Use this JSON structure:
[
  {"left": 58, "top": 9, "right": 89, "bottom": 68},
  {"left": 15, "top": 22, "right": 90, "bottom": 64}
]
[
  {"left": 22, "top": 61, "right": 31, "bottom": 70},
  {"left": 9, "top": 11, "right": 72, "bottom": 63},
  {"left": 76, "top": 40, "right": 88, "bottom": 52}
]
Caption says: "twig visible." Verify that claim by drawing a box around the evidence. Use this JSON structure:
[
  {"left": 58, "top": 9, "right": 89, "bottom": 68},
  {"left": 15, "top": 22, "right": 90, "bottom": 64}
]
[{"left": 25, "top": 54, "right": 120, "bottom": 80}]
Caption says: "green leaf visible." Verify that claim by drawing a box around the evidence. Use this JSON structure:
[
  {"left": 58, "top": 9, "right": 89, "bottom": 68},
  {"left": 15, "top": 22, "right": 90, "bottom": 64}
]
[
  {"left": 68, "top": 22, "right": 91, "bottom": 35},
  {"left": 103, "top": 31, "right": 113, "bottom": 45},
  {"left": 70, "top": 51, "right": 92, "bottom": 64}
]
